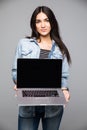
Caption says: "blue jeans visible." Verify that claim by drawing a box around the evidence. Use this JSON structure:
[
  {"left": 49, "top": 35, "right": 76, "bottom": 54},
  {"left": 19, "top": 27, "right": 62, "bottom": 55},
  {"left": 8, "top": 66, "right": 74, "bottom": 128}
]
[{"left": 18, "top": 106, "right": 63, "bottom": 130}]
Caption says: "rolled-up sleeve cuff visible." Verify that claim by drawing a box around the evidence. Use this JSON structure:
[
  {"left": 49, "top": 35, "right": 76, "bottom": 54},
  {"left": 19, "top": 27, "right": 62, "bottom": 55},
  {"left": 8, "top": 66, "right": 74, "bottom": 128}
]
[
  {"left": 12, "top": 69, "right": 17, "bottom": 84},
  {"left": 61, "top": 77, "right": 68, "bottom": 88}
]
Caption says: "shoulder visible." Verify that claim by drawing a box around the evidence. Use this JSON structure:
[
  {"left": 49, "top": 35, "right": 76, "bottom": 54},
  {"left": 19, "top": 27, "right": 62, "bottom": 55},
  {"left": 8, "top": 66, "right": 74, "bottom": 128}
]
[
  {"left": 18, "top": 38, "right": 35, "bottom": 45},
  {"left": 53, "top": 42, "right": 63, "bottom": 55},
  {"left": 17, "top": 38, "right": 36, "bottom": 49}
]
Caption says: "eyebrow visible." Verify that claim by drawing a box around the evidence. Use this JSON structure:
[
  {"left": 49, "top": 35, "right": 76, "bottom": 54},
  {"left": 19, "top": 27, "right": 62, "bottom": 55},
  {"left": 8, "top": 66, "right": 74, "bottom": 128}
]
[{"left": 36, "top": 18, "right": 49, "bottom": 21}]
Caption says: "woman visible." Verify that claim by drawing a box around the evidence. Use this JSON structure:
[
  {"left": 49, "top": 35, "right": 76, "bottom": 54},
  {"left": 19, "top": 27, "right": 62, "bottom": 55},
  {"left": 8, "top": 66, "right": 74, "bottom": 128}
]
[{"left": 12, "top": 6, "right": 71, "bottom": 130}]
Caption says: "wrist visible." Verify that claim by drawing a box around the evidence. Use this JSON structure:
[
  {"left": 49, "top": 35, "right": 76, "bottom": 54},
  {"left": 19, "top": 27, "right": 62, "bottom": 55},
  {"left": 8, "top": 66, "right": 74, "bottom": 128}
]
[{"left": 61, "top": 87, "right": 69, "bottom": 91}]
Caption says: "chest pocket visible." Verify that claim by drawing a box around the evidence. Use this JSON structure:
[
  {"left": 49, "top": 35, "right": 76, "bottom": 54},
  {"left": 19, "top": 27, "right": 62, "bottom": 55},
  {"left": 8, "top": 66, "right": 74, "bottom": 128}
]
[
  {"left": 52, "top": 49, "right": 63, "bottom": 59},
  {"left": 21, "top": 49, "right": 33, "bottom": 58}
]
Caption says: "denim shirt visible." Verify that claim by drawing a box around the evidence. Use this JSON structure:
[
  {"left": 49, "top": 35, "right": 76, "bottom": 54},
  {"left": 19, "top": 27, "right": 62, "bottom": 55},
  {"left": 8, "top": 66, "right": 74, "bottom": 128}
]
[{"left": 12, "top": 38, "right": 69, "bottom": 118}]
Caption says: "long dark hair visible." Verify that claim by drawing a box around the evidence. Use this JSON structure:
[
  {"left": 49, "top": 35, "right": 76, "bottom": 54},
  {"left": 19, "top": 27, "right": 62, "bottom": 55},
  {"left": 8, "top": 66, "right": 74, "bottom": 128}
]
[{"left": 28, "top": 6, "right": 71, "bottom": 64}]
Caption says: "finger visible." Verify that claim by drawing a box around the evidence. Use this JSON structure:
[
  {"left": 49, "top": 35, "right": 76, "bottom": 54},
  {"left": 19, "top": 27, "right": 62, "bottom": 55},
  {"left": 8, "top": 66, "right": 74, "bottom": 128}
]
[
  {"left": 63, "top": 104, "right": 66, "bottom": 108},
  {"left": 14, "top": 94, "right": 17, "bottom": 97},
  {"left": 14, "top": 85, "right": 18, "bottom": 91},
  {"left": 14, "top": 91, "right": 18, "bottom": 97}
]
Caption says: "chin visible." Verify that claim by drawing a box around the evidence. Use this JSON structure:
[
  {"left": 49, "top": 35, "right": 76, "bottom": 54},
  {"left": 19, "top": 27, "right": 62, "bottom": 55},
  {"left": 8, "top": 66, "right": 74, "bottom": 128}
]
[{"left": 40, "top": 33, "right": 50, "bottom": 37}]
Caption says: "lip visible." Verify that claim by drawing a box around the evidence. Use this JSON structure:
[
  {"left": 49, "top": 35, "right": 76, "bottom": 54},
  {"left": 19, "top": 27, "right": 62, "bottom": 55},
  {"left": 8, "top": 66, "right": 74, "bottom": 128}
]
[{"left": 40, "top": 29, "right": 47, "bottom": 32}]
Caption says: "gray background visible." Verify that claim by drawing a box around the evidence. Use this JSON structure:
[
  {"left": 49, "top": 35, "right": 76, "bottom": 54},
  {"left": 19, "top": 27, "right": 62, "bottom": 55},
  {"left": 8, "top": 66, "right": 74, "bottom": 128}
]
[{"left": 0, "top": 0, "right": 87, "bottom": 130}]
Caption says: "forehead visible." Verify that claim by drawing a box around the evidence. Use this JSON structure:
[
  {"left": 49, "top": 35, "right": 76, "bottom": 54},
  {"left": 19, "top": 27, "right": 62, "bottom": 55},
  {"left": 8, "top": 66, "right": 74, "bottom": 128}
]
[{"left": 36, "top": 12, "right": 48, "bottom": 20}]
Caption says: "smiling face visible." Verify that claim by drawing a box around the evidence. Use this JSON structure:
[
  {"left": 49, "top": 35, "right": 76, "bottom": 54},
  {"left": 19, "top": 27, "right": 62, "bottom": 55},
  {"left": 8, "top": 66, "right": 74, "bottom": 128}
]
[{"left": 35, "top": 12, "right": 51, "bottom": 37}]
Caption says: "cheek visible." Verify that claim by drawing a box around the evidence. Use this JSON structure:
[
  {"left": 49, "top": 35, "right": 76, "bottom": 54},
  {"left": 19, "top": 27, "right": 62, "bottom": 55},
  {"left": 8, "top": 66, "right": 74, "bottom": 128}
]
[
  {"left": 47, "top": 23, "right": 51, "bottom": 29},
  {"left": 36, "top": 25, "right": 40, "bottom": 31},
  {"left": 48, "top": 26, "right": 51, "bottom": 31}
]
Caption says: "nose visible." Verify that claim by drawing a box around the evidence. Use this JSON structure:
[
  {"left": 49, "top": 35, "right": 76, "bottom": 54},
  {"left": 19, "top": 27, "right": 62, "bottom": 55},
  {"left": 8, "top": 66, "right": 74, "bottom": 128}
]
[{"left": 41, "top": 21, "right": 45, "bottom": 28}]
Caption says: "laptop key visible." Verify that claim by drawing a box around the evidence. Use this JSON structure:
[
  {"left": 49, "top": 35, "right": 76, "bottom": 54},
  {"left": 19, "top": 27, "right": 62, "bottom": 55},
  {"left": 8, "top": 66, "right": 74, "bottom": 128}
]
[{"left": 22, "top": 90, "right": 59, "bottom": 97}]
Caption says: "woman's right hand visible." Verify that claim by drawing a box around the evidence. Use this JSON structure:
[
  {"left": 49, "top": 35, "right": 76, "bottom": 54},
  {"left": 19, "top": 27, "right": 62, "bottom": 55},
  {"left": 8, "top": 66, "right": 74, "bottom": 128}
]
[{"left": 13, "top": 85, "right": 18, "bottom": 97}]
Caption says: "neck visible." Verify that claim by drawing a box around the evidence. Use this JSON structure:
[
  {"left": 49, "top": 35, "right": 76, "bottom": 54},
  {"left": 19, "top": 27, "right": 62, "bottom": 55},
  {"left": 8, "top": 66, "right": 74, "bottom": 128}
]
[
  {"left": 39, "top": 35, "right": 52, "bottom": 44},
  {"left": 37, "top": 35, "right": 52, "bottom": 50}
]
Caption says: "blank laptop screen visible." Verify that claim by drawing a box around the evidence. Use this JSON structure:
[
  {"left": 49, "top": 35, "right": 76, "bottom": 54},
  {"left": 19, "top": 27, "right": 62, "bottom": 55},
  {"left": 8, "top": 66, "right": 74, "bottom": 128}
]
[{"left": 17, "top": 59, "right": 62, "bottom": 88}]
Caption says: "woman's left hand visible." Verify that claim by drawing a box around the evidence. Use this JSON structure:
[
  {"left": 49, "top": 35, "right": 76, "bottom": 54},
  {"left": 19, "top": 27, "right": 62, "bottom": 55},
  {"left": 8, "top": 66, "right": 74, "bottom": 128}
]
[{"left": 62, "top": 90, "right": 70, "bottom": 102}]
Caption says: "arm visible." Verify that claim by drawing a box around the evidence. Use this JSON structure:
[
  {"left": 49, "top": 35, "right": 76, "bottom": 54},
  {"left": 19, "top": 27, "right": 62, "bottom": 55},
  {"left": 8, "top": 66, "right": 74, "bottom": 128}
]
[
  {"left": 12, "top": 40, "right": 22, "bottom": 88},
  {"left": 61, "top": 55, "right": 70, "bottom": 102}
]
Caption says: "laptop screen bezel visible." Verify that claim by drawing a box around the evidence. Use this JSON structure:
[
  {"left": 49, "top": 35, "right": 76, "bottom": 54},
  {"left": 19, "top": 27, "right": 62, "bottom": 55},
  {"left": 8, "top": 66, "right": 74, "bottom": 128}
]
[{"left": 17, "top": 58, "right": 62, "bottom": 89}]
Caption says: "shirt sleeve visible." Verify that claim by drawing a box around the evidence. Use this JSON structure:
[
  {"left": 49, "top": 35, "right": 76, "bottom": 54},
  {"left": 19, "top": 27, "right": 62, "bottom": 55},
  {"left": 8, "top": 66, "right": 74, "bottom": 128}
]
[
  {"left": 61, "top": 55, "right": 70, "bottom": 89},
  {"left": 11, "top": 40, "right": 22, "bottom": 84}
]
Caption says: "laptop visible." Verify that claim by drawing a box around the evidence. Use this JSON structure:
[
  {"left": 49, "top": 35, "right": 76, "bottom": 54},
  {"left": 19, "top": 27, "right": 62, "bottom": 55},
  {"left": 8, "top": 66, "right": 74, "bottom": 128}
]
[{"left": 16, "top": 58, "right": 67, "bottom": 106}]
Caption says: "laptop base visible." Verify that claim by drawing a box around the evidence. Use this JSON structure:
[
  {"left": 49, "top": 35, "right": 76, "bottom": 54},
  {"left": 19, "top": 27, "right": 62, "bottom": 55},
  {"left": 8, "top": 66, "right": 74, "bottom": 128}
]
[{"left": 16, "top": 89, "right": 67, "bottom": 106}]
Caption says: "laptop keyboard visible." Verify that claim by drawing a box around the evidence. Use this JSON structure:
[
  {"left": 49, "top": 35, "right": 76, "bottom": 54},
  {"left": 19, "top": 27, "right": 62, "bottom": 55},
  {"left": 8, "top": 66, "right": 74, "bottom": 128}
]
[{"left": 22, "top": 90, "right": 59, "bottom": 97}]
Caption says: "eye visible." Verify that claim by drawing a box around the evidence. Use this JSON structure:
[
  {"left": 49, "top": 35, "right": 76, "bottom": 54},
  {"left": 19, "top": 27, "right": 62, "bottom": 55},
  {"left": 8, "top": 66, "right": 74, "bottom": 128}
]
[
  {"left": 45, "top": 18, "right": 50, "bottom": 22},
  {"left": 36, "top": 20, "right": 41, "bottom": 23}
]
